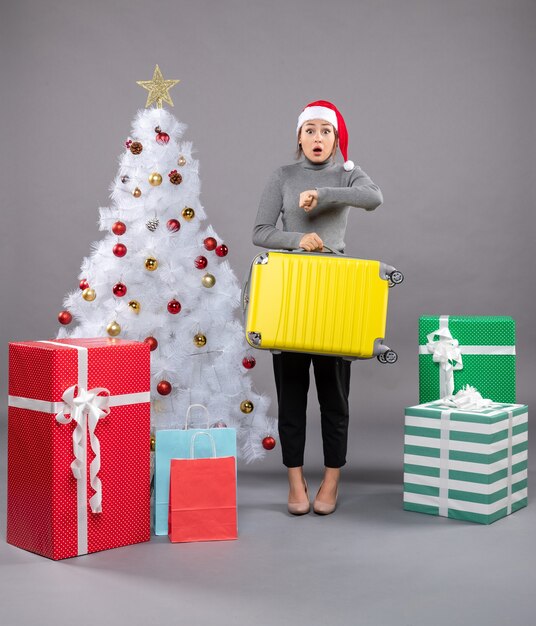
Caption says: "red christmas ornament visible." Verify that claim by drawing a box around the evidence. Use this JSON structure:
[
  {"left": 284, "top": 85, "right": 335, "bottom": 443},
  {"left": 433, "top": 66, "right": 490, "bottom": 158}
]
[
  {"left": 156, "top": 132, "right": 170, "bottom": 145},
  {"left": 112, "top": 221, "right": 127, "bottom": 236},
  {"left": 79, "top": 279, "right": 89, "bottom": 290},
  {"left": 242, "top": 356, "right": 256, "bottom": 369},
  {"left": 204, "top": 237, "right": 217, "bottom": 251},
  {"left": 58, "top": 310, "right": 72, "bottom": 325},
  {"left": 113, "top": 243, "right": 127, "bottom": 257},
  {"left": 125, "top": 139, "right": 133, "bottom": 149},
  {"left": 157, "top": 380, "right": 172, "bottom": 396},
  {"left": 167, "top": 219, "right": 181, "bottom": 232},
  {"left": 112, "top": 282, "right": 127, "bottom": 297},
  {"left": 215, "top": 244, "right": 228, "bottom": 257},
  {"left": 167, "top": 299, "right": 182, "bottom": 314},
  {"left": 194, "top": 255, "right": 208, "bottom": 270},
  {"left": 144, "top": 336, "right": 158, "bottom": 351},
  {"left": 262, "top": 436, "right": 276, "bottom": 451}
]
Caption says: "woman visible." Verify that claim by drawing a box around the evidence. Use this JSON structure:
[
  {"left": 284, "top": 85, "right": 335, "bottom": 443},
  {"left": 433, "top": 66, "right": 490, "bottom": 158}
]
[{"left": 252, "top": 100, "right": 383, "bottom": 515}]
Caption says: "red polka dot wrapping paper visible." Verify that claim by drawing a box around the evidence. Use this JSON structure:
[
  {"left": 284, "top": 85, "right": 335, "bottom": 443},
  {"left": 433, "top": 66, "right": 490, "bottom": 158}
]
[{"left": 7, "top": 338, "right": 151, "bottom": 560}]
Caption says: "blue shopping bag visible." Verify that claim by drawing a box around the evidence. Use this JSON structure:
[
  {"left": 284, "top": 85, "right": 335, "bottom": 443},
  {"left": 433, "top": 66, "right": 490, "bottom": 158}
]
[{"left": 154, "top": 404, "right": 237, "bottom": 535}]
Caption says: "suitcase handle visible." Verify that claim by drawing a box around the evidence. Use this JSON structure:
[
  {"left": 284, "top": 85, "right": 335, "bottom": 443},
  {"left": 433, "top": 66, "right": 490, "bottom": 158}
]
[
  {"left": 294, "top": 245, "right": 342, "bottom": 255},
  {"left": 320, "top": 245, "right": 339, "bottom": 255},
  {"left": 242, "top": 276, "right": 249, "bottom": 314}
]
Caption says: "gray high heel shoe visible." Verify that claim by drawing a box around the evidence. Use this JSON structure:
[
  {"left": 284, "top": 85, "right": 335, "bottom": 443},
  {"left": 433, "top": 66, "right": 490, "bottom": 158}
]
[
  {"left": 288, "top": 479, "right": 310, "bottom": 515},
  {"left": 313, "top": 481, "right": 338, "bottom": 515}
]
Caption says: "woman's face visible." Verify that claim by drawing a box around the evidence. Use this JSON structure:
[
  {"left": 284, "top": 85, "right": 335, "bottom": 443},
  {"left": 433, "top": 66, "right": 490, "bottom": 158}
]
[{"left": 299, "top": 119, "right": 336, "bottom": 163}]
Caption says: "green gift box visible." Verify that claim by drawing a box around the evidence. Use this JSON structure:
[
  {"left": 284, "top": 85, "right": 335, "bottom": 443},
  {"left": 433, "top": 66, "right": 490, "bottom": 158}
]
[
  {"left": 419, "top": 316, "right": 516, "bottom": 403},
  {"left": 404, "top": 400, "right": 528, "bottom": 524}
]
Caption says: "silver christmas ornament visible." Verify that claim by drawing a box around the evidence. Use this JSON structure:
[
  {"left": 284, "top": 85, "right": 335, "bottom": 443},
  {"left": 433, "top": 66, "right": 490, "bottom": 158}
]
[{"left": 146, "top": 217, "right": 160, "bottom": 232}]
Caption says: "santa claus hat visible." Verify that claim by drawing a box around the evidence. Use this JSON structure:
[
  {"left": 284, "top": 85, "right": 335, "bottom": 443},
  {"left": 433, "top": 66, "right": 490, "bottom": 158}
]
[{"left": 296, "top": 100, "right": 355, "bottom": 171}]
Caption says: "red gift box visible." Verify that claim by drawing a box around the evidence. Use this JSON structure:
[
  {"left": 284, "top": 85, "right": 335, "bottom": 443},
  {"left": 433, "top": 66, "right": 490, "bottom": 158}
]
[{"left": 7, "top": 338, "right": 151, "bottom": 560}]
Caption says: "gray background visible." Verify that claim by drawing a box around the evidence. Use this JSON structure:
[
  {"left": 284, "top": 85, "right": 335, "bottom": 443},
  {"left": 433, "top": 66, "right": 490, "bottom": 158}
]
[{"left": 1, "top": 1, "right": 535, "bottom": 625}]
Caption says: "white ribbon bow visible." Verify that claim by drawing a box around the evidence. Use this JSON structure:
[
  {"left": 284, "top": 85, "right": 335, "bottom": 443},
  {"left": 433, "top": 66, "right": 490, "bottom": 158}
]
[
  {"left": 426, "top": 327, "right": 463, "bottom": 396},
  {"left": 442, "top": 385, "right": 492, "bottom": 410},
  {"left": 55, "top": 385, "right": 111, "bottom": 514}
]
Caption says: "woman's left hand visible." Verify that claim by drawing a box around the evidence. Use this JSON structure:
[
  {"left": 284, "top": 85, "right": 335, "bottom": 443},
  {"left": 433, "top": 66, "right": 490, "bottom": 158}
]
[{"left": 299, "top": 190, "right": 318, "bottom": 212}]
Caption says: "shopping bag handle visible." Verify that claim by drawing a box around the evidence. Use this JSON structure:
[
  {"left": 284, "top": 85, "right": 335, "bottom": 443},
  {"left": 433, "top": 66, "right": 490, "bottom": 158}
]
[
  {"left": 185, "top": 403, "right": 210, "bottom": 430},
  {"left": 189, "top": 431, "right": 217, "bottom": 459}
]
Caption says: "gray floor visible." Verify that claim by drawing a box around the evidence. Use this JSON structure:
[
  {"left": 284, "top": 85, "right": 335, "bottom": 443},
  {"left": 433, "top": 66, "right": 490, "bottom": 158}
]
[{"left": 1, "top": 421, "right": 535, "bottom": 626}]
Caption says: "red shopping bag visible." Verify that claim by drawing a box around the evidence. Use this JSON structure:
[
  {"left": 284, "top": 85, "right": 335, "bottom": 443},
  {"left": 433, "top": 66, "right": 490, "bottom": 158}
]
[{"left": 168, "top": 432, "right": 237, "bottom": 542}]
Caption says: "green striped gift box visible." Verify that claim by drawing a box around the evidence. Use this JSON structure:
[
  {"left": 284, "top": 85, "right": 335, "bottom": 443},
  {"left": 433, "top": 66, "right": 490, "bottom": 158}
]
[
  {"left": 419, "top": 316, "right": 516, "bottom": 404},
  {"left": 404, "top": 401, "right": 528, "bottom": 524}
]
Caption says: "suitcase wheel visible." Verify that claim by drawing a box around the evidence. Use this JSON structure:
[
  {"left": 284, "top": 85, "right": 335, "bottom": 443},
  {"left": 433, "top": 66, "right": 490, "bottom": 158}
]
[
  {"left": 377, "top": 350, "right": 398, "bottom": 364},
  {"left": 385, "top": 350, "right": 398, "bottom": 363},
  {"left": 388, "top": 270, "right": 404, "bottom": 287}
]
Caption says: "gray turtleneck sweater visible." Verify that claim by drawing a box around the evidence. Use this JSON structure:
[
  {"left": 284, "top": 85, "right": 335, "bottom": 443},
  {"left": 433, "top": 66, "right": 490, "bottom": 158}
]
[{"left": 252, "top": 158, "right": 383, "bottom": 253}]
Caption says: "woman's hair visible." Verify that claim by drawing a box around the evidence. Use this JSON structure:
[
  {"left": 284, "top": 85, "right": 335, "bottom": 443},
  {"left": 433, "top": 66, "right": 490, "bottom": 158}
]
[{"left": 295, "top": 124, "right": 339, "bottom": 161}]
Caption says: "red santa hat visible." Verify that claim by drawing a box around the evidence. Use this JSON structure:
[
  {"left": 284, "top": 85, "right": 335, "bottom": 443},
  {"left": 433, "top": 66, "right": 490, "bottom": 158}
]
[{"left": 296, "top": 100, "right": 355, "bottom": 171}]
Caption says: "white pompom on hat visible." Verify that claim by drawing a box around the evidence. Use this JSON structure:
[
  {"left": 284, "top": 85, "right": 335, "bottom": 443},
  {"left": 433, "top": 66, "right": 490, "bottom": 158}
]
[{"left": 296, "top": 100, "right": 355, "bottom": 171}]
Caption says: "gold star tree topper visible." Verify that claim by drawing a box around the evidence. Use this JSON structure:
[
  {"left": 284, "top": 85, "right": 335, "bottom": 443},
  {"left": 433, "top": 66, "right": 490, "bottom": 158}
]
[{"left": 137, "top": 65, "right": 180, "bottom": 109}]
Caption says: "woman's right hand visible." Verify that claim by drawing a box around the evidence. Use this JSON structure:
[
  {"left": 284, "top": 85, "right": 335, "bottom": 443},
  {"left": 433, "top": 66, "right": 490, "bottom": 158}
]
[{"left": 299, "top": 233, "right": 323, "bottom": 252}]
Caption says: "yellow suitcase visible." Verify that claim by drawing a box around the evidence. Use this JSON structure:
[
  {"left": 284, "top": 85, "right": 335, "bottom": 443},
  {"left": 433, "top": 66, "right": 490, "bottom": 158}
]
[{"left": 243, "top": 250, "right": 403, "bottom": 362}]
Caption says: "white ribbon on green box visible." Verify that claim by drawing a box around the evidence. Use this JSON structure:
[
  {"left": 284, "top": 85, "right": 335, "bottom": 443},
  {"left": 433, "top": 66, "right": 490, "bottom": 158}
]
[
  {"left": 7, "top": 340, "right": 150, "bottom": 555},
  {"left": 419, "top": 315, "right": 516, "bottom": 398},
  {"left": 435, "top": 408, "right": 515, "bottom": 518},
  {"left": 437, "top": 386, "right": 513, "bottom": 517},
  {"left": 438, "top": 409, "right": 452, "bottom": 517}
]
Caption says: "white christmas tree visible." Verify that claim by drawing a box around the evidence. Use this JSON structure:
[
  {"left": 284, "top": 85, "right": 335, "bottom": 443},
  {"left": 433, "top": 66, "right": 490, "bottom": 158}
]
[{"left": 57, "top": 66, "right": 276, "bottom": 461}]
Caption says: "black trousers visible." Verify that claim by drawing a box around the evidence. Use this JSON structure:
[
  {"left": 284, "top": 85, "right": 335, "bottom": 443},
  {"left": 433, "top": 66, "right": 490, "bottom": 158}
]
[{"left": 272, "top": 352, "right": 351, "bottom": 468}]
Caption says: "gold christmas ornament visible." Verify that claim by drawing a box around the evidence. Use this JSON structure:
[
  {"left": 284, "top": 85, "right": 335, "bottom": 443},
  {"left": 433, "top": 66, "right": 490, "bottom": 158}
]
[
  {"left": 106, "top": 321, "right": 121, "bottom": 337},
  {"left": 193, "top": 333, "right": 207, "bottom": 347},
  {"left": 240, "top": 400, "right": 254, "bottom": 414},
  {"left": 145, "top": 257, "right": 158, "bottom": 271},
  {"left": 133, "top": 187, "right": 142, "bottom": 198},
  {"left": 82, "top": 288, "right": 96, "bottom": 302},
  {"left": 201, "top": 273, "right": 216, "bottom": 288},
  {"left": 148, "top": 172, "right": 162, "bottom": 186},
  {"left": 150, "top": 434, "right": 156, "bottom": 452},
  {"left": 178, "top": 156, "right": 187, "bottom": 167},
  {"left": 128, "top": 300, "right": 141, "bottom": 314},
  {"left": 136, "top": 64, "right": 180, "bottom": 109},
  {"left": 182, "top": 207, "right": 195, "bottom": 221}
]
